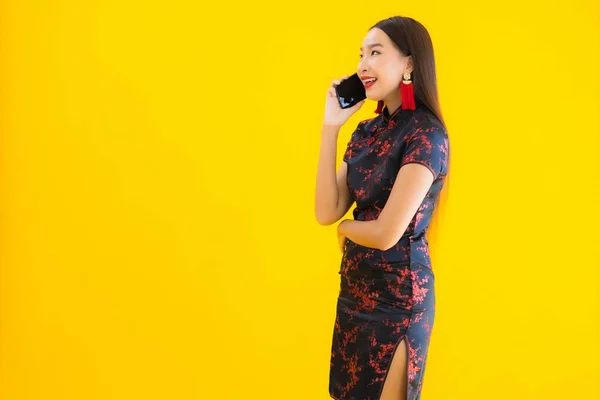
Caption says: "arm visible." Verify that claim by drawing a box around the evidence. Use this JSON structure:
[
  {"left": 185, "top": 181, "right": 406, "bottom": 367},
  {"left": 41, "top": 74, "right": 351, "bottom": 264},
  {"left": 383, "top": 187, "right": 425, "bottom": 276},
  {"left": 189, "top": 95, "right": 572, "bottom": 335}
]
[
  {"left": 339, "top": 126, "right": 449, "bottom": 250},
  {"left": 338, "top": 163, "right": 434, "bottom": 250},
  {"left": 315, "top": 125, "right": 354, "bottom": 226}
]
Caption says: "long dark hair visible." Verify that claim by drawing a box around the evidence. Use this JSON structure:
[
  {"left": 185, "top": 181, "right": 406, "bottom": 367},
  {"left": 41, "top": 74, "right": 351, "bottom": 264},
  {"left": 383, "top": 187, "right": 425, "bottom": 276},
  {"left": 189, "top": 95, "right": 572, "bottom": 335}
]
[{"left": 371, "top": 16, "right": 445, "bottom": 129}]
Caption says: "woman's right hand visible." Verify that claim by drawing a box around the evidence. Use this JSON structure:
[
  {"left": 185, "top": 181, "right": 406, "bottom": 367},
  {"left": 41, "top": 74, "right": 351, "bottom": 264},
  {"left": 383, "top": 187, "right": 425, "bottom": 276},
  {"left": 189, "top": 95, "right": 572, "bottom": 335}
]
[{"left": 323, "top": 75, "right": 365, "bottom": 129}]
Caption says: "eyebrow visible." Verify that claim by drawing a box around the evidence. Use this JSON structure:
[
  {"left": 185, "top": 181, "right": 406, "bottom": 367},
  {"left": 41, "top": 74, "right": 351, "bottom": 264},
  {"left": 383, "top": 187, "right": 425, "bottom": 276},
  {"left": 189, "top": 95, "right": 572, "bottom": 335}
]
[{"left": 360, "top": 43, "right": 383, "bottom": 51}]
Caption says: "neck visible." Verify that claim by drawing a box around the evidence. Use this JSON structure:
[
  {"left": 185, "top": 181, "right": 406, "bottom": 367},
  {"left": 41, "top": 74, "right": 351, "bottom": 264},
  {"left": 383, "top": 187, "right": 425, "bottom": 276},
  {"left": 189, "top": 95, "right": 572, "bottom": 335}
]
[{"left": 383, "top": 88, "right": 402, "bottom": 115}]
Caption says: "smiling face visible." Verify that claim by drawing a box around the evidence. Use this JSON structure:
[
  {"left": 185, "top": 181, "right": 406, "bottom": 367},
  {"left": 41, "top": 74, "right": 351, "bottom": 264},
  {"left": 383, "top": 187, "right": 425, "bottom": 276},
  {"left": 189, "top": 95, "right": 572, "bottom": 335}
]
[{"left": 358, "top": 28, "right": 413, "bottom": 108}]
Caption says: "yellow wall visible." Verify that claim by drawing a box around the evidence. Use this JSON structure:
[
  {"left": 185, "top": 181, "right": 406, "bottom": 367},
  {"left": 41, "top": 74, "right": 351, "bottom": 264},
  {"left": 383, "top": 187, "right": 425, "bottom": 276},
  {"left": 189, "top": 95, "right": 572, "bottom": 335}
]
[{"left": 1, "top": 1, "right": 598, "bottom": 399}]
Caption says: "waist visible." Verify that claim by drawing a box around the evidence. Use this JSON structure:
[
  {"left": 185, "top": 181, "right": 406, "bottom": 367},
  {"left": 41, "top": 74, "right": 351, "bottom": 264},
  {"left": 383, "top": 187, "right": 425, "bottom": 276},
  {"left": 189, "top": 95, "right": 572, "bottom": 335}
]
[{"left": 343, "top": 235, "right": 431, "bottom": 268}]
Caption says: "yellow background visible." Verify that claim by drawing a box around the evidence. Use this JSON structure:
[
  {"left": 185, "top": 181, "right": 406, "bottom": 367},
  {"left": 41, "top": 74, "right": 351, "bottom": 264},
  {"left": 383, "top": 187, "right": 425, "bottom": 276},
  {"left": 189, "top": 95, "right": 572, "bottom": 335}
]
[{"left": 1, "top": 1, "right": 598, "bottom": 399}]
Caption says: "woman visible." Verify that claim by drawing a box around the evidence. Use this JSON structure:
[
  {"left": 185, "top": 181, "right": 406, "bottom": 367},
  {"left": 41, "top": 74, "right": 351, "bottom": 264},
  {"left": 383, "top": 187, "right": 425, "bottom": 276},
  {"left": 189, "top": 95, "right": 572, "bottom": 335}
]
[{"left": 315, "top": 16, "right": 450, "bottom": 400}]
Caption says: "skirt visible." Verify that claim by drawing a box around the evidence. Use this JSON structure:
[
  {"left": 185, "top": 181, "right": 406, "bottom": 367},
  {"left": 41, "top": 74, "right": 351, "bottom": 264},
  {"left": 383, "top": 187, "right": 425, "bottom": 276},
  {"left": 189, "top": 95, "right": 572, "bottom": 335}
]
[{"left": 329, "top": 261, "right": 436, "bottom": 400}]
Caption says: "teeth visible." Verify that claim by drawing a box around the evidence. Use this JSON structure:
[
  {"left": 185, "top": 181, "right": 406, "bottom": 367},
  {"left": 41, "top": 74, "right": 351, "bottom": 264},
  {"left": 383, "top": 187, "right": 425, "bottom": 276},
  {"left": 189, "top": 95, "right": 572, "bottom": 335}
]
[{"left": 365, "top": 78, "right": 377, "bottom": 83}]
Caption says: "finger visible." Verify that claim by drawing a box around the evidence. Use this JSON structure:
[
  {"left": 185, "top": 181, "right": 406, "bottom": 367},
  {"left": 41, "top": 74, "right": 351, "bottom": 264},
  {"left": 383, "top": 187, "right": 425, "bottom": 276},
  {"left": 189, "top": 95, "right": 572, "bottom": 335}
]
[{"left": 328, "top": 88, "right": 336, "bottom": 97}]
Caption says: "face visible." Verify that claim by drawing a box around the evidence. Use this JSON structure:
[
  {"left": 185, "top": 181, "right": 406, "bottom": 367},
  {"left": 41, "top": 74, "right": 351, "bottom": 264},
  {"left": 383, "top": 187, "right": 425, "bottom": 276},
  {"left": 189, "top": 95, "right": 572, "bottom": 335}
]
[{"left": 358, "top": 28, "right": 413, "bottom": 102}]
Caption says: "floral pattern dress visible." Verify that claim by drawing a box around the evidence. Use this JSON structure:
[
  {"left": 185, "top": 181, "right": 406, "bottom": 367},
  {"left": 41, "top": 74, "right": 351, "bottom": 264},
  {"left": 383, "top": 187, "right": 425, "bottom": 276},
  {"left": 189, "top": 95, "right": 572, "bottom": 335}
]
[{"left": 329, "top": 104, "right": 450, "bottom": 400}]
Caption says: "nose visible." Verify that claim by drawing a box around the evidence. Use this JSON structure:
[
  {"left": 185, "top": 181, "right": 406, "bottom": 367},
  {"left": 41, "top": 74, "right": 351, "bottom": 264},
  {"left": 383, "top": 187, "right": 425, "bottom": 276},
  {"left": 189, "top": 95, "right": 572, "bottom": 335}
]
[{"left": 357, "top": 57, "right": 368, "bottom": 74}]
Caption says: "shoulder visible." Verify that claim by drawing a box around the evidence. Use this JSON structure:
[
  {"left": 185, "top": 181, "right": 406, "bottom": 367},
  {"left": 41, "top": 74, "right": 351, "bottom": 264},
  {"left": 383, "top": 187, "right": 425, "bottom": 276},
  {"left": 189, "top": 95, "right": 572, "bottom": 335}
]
[
  {"left": 398, "top": 106, "right": 450, "bottom": 179},
  {"left": 401, "top": 107, "right": 449, "bottom": 156},
  {"left": 410, "top": 106, "right": 448, "bottom": 140},
  {"left": 390, "top": 106, "right": 448, "bottom": 152}
]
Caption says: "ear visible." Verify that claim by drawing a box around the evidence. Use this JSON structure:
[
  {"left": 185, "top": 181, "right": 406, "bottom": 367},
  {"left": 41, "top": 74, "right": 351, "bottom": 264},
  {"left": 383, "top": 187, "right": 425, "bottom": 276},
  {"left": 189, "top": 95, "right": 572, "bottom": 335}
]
[{"left": 405, "top": 55, "right": 414, "bottom": 75}]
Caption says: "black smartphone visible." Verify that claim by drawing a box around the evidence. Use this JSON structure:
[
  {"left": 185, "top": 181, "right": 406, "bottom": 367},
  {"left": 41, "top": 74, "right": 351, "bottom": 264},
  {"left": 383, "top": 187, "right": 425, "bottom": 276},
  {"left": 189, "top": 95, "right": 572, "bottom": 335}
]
[{"left": 335, "top": 73, "right": 367, "bottom": 109}]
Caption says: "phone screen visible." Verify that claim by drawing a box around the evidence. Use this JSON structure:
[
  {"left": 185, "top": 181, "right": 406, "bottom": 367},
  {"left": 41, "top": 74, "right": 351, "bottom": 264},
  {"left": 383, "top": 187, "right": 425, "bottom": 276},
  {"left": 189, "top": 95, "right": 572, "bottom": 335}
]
[{"left": 335, "top": 73, "right": 367, "bottom": 109}]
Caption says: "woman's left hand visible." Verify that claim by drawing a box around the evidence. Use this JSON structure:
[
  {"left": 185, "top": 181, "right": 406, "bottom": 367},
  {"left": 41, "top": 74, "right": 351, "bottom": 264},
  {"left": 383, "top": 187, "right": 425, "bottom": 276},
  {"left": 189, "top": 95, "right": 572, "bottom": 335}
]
[{"left": 337, "top": 222, "right": 348, "bottom": 253}]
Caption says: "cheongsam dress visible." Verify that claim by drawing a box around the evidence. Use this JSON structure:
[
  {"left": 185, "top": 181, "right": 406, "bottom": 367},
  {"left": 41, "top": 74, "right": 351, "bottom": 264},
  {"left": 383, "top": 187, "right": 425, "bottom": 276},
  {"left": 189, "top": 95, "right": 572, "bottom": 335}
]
[{"left": 329, "top": 103, "right": 450, "bottom": 400}]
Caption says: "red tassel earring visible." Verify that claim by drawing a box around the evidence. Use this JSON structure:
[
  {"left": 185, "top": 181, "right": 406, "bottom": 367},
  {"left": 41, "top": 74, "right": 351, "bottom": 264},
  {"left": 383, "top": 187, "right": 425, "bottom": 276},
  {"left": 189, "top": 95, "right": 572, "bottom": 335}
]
[
  {"left": 400, "top": 71, "right": 416, "bottom": 110},
  {"left": 375, "top": 71, "right": 415, "bottom": 114}
]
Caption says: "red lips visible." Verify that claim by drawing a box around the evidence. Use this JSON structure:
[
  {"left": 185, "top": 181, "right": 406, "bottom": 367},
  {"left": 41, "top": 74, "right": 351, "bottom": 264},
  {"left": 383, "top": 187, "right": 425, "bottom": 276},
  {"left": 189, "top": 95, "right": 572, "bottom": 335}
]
[{"left": 361, "top": 76, "right": 377, "bottom": 89}]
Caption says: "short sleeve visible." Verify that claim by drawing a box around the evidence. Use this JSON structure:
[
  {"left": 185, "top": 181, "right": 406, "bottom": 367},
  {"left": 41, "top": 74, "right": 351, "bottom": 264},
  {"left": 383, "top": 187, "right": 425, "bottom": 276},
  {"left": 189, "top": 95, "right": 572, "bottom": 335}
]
[
  {"left": 400, "top": 127, "right": 449, "bottom": 180},
  {"left": 342, "top": 135, "right": 355, "bottom": 163}
]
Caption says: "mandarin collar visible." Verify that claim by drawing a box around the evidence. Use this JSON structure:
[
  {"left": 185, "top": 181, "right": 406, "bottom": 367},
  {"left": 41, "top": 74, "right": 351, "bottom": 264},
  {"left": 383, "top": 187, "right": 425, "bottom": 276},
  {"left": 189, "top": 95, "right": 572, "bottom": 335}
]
[{"left": 381, "top": 105, "right": 404, "bottom": 123}]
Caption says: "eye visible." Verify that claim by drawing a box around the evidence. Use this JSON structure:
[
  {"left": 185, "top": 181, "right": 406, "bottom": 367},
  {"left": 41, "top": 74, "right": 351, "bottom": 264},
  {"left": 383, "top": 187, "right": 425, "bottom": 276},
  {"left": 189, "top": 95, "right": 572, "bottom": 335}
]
[{"left": 359, "top": 50, "right": 380, "bottom": 59}]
